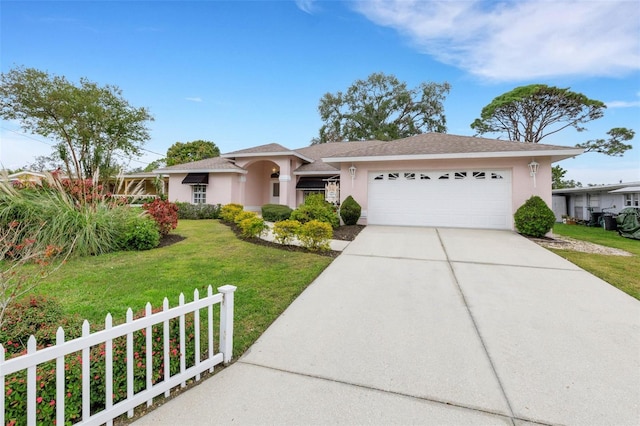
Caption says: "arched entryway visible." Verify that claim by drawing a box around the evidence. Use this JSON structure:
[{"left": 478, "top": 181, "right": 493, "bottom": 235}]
[{"left": 243, "top": 160, "right": 280, "bottom": 210}]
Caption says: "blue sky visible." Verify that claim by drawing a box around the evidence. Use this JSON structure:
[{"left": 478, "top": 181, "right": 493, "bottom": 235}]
[{"left": 1, "top": 0, "right": 639, "bottom": 184}]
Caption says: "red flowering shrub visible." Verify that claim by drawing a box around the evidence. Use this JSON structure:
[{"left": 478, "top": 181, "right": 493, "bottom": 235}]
[{"left": 143, "top": 199, "right": 179, "bottom": 236}]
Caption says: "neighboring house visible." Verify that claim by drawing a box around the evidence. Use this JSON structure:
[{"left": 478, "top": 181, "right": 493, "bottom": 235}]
[
  {"left": 156, "top": 133, "right": 582, "bottom": 230},
  {"left": 552, "top": 182, "right": 640, "bottom": 222},
  {"left": 4, "top": 170, "right": 167, "bottom": 199},
  {"left": 118, "top": 172, "right": 168, "bottom": 199},
  {"left": 6, "top": 170, "right": 49, "bottom": 184}
]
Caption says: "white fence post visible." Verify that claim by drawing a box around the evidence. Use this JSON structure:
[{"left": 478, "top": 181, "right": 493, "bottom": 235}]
[
  {"left": 105, "top": 314, "right": 114, "bottom": 426},
  {"left": 145, "top": 302, "right": 153, "bottom": 407},
  {"left": 27, "top": 336, "right": 36, "bottom": 426},
  {"left": 126, "top": 308, "right": 134, "bottom": 418},
  {"left": 218, "top": 285, "right": 237, "bottom": 364},
  {"left": 179, "top": 293, "right": 186, "bottom": 388},
  {"left": 81, "top": 320, "right": 90, "bottom": 423},
  {"left": 56, "top": 327, "right": 66, "bottom": 426},
  {"left": 194, "top": 288, "right": 201, "bottom": 382}
]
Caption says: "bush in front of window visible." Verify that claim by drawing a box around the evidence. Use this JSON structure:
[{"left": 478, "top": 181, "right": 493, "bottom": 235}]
[
  {"left": 290, "top": 193, "right": 339, "bottom": 229},
  {"left": 220, "top": 203, "right": 244, "bottom": 222},
  {"left": 514, "top": 196, "right": 556, "bottom": 238},
  {"left": 261, "top": 204, "right": 293, "bottom": 222},
  {"left": 117, "top": 215, "right": 161, "bottom": 250},
  {"left": 273, "top": 219, "right": 301, "bottom": 245},
  {"left": 297, "top": 220, "right": 333, "bottom": 251},
  {"left": 339, "top": 195, "right": 361, "bottom": 226},
  {"left": 176, "top": 202, "right": 221, "bottom": 219},
  {"left": 238, "top": 215, "right": 268, "bottom": 238}
]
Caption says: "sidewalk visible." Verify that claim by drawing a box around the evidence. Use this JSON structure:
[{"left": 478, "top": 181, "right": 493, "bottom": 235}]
[{"left": 134, "top": 226, "right": 640, "bottom": 425}]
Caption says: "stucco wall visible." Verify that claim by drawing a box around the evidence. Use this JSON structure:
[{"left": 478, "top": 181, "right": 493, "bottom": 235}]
[
  {"left": 167, "top": 173, "right": 241, "bottom": 205},
  {"left": 338, "top": 157, "right": 553, "bottom": 228}
]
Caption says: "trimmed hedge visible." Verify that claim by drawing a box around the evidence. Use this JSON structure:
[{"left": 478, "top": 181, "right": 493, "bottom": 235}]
[
  {"left": 175, "top": 202, "right": 221, "bottom": 219},
  {"left": 272, "top": 219, "right": 301, "bottom": 245},
  {"left": 261, "top": 204, "right": 292, "bottom": 222},
  {"left": 514, "top": 196, "right": 556, "bottom": 237},
  {"left": 238, "top": 215, "right": 268, "bottom": 238},
  {"left": 220, "top": 203, "right": 244, "bottom": 222},
  {"left": 339, "top": 196, "right": 361, "bottom": 226},
  {"left": 297, "top": 220, "right": 333, "bottom": 252}
]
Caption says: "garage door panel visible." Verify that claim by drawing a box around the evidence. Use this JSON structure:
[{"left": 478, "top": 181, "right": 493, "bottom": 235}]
[{"left": 367, "top": 169, "right": 512, "bottom": 229}]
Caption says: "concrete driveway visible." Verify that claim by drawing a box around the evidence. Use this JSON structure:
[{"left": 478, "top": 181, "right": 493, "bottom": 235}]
[{"left": 134, "top": 226, "right": 640, "bottom": 426}]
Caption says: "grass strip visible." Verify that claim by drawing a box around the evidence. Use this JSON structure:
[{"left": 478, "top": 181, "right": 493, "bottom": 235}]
[{"left": 551, "top": 223, "right": 639, "bottom": 300}]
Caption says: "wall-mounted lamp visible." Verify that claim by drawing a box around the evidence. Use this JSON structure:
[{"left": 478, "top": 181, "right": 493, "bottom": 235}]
[
  {"left": 348, "top": 164, "right": 357, "bottom": 187},
  {"left": 528, "top": 160, "right": 539, "bottom": 188}
]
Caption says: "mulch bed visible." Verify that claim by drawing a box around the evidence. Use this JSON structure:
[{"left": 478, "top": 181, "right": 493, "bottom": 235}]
[{"left": 157, "top": 233, "right": 187, "bottom": 248}]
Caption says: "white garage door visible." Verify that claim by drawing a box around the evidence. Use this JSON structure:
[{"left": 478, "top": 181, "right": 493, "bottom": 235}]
[{"left": 367, "top": 170, "right": 512, "bottom": 229}]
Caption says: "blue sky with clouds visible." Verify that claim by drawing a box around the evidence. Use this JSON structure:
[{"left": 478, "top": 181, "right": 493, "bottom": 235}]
[{"left": 1, "top": 0, "right": 639, "bottom": 184}]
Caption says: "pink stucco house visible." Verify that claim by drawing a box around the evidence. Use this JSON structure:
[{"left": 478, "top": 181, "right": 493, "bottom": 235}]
[{"left": 155, "top": 133, "right": 582, "bottom": 230}]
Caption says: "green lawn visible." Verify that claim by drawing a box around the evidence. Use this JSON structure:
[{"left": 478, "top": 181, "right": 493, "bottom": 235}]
[
  {"left": 551, "top": 223, "right": 640, "bottom": 300},
  {"left": 35, "top": 220, "right": 333, "bottom": 356}
]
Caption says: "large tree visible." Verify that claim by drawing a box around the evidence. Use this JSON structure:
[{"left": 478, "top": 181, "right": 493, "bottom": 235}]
[
  {"left": 0, "top": 66, "right": 153, "bottom": 180},
  {"left": 312, "top": 72, "right": 450, "bottom": 144},
  {"left": 165, "top": 140, "right": 220, "bottom": 166},
  {"left": 470, "top": 84, "right": 633, "bottom": 156},
  {"left": 552, "top": 165, "right": 582, "bottom": 189}
]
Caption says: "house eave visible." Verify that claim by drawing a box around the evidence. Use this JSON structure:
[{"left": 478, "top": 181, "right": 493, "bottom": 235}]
[
  {"left": 293, "top": 170, "right": 339, "bottom": 176},
  {"left": 322, "top": 148, "right": 584, "bottom": 164},
  {"left": 153, "top": 168, "right": 247, "bottom": 175},
  {"left": 222, "top": 151, "right": 314, "bottom": 163}
]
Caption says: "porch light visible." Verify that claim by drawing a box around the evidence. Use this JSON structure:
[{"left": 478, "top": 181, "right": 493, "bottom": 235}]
[
  {"left": 349, "top": 164, "right": 357, "bottom": 187},
  {"left": 528, "top": 160, "right": 539, "bottom": 188}
]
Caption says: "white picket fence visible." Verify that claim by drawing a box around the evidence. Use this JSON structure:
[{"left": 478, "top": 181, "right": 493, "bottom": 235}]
[{"left": 0, "top": 284, "right": 237, "bottom": 426}]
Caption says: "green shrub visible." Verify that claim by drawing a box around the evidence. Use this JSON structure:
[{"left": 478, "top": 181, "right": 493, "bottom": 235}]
[
  {"left": 234, "top": 210, "right": 257, "bottom": 225},
  {"left": 220, "top": 203, "right": 244, "bottom": 222},
  {"left": 176, "top": 202, "right": 221, "bottom": 219},
  {"left": 239, "top": 215, "right": 268, "bottom": 238},
  {"left": 514, "top": 196, "right": 556, "bottom": 237},
  {"left": 339, "top": 196, "right": 361, "bottom": 226},
  {"left": 290, "top": 194, "right": 339, "bottom": 229},
  {"left": 273, "top": 219, "right": 301, "bottom": 245},
  {"left": 298, "top": 220, "right": 333, "bottom": 251},
  {"left": 117, "top": 215, "right": 161, "bottom": 251},
  {"left": 261, "top": 204, "right": 293, "bottom": 222}
]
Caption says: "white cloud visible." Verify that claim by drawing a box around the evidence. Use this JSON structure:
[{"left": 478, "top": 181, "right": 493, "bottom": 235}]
[
  {"left": 295, "top": 0, "right": 318, "bottom": 14},
  {"left": 185, "top": 97, "right": 203, "bottom": 102},
  {"left": 606, "top": 100, "right": 640, "bottom": 108},
  {"left": 352, "top": 0, "right": 640, "bottom": 81}
]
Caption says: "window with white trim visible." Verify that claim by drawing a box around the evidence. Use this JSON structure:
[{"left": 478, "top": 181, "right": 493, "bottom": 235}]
[
  {"left": 192, "top": 184, "right": 207, "bottom": 204},
  {"left": 625, "top": 193, "right": 639, "bottom": 207}
]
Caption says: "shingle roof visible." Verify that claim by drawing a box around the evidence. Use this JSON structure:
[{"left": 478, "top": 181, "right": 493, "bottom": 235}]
[
  {"left": 223, "top": 143, "right": 291, "bottom": 156},
  {"left": 323, "top": 133, "right": 580, "bottom": 159},
  {"left": 154, "top": 156, "right": 245, "bottom": 173},
  {"left": 293, "top": 141, "right": 387, "bottom": 173},
  {"left": 156, "top": 133, "right": 583, "bottom": 174}
]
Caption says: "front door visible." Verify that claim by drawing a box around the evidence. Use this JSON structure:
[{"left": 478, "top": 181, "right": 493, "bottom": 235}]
[{"left": 270, "top": 179, "right": 280, "bottom": 204}]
